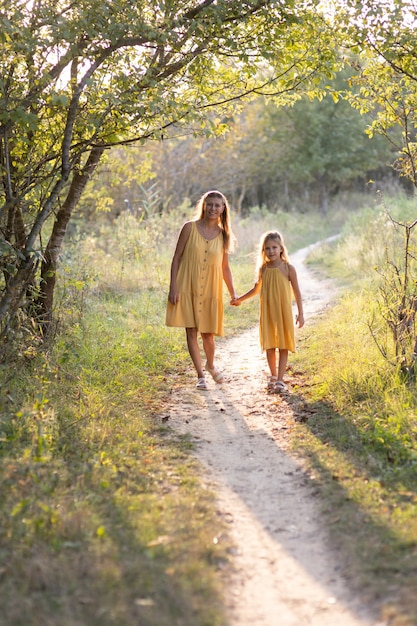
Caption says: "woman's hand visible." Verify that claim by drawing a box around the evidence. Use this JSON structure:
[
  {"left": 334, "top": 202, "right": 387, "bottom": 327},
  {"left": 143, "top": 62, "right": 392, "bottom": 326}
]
[{"left": 168, "top": 288, "right": 179, "bottom": 305}]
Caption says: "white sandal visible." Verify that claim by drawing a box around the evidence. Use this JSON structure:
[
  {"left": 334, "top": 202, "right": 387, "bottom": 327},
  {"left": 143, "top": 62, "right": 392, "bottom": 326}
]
[
  {"left": 274, "top": 380, "right": 288, "bottom": 393},
  {"left": 196, "top": 377, "right": 208, "bottom": 390},
  {"left": 205, "top": 363, "right": 225, "bottom": 383}
]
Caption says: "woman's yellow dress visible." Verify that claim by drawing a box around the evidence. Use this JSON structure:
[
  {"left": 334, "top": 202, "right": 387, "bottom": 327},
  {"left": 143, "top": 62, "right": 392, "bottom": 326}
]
[
  {"left": 259, "top": 266, "right": 295, "bottom": 352},
  {"left": 166, "top": 222, "right": 225, "bottom": 335}
]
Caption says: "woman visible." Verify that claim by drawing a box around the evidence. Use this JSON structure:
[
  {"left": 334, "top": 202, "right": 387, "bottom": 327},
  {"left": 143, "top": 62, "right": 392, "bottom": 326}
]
[{"left": 166, "top": 190, "right": 237, "bottom": 389}]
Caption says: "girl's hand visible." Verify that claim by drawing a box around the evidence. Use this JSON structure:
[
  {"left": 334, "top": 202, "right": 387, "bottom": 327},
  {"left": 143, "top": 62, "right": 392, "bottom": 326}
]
[
  {"left": 296, "top": 313, "right": 305, "bottom": 328},
  {"left": 230, "top": 296, "right": 241, "bottom": 306}
]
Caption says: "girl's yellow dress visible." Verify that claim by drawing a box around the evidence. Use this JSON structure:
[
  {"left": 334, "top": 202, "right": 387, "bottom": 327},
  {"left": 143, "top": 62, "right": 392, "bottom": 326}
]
[
  {"left": 166, "top": 222, "right": 225, "bottom": 335},
  {"left": 259, "top": 266, "right": 295, "bottom": 352}
]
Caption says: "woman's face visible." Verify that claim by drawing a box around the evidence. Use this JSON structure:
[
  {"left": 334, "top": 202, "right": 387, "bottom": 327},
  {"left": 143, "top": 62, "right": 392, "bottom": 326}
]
[{"left": 204, "top": 196, "right": 224, "bottom": 219}]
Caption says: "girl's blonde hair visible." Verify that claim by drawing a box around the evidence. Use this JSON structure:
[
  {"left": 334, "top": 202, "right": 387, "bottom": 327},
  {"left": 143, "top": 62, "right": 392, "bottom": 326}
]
[
  {"left": 256, "top": 231, "right": 289, "bottom": 278},
  {"left": 196, "top": 190, "right": 236, "bottom": 252}
]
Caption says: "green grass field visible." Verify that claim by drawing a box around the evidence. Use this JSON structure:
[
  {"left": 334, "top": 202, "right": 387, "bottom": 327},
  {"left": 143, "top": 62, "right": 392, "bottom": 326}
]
[{"left": 1, "top": 194, "right": 417, "bottom": 625}]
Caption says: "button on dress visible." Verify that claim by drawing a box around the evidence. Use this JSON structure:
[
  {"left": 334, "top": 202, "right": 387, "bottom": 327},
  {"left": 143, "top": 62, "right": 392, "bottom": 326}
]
[
  {"left": 166, "top": 222, "right": 225, "bottom": 335},
  {"left": 259, "top": 266, "right": 295, "bottom": 352}
]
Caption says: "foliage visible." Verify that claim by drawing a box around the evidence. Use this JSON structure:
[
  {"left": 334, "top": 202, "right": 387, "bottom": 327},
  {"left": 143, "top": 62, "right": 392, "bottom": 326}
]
[
  {"left": 1, "top": 0, "right": 417, "bottom": 355},
  {"left": 88, "top": 75, "right": 398, "bottom": 220},
  {"left": 272, "top": 74, "right": 397, "bottom": 213},
  {"left": 326, "top": 1, "right": 417, "bottom": 388},
  {"left": 302, "top": 196, "right": 416, "bottom": 385},
  {"left": 304, "top": 196, "right": 417, "bottom": 385},
  {"left": 0, "top": 0, "right": 339, "bottom": 340},
  {"left": 308, "top": 195, "right": 417, "bottom": 381},
  {"left": 334, "top": 0, "right": 417, "bottom": 186}
]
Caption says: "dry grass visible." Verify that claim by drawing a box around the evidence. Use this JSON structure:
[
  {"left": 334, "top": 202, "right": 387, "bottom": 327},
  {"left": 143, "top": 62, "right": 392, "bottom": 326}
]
[{"left": 290, "top": 201, "right": 417, "bottom": 625}]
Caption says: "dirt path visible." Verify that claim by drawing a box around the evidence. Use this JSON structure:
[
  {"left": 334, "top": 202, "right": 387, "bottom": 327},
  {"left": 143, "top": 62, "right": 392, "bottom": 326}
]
[{"left": 167, "top": 242, "right": 385, "bottom": 626}]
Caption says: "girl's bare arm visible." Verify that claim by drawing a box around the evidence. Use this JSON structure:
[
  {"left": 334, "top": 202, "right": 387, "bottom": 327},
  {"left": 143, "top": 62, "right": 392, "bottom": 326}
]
[
  {"left": 232, "top": 279, "right": 261, "bottom": 305},
  {"left": 289, "top": 264, "right": 304, "bottom": 327}
]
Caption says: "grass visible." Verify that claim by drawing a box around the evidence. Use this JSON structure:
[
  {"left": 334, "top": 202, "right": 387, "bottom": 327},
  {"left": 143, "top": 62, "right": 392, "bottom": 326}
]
[
  {"left": 290, "top": 197, "right": 417, "bottom": 625},
  {"left": 0, "top": 289, "right": 231, "bottom": 625},
  {"left": 3, "top": 194, "right": 417, "bottom": 624}
]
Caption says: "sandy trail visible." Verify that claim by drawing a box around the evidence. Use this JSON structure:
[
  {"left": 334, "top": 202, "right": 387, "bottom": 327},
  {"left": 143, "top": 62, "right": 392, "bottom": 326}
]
[{"left": 166, "top": 241, "right": 385, "bottom": 626}]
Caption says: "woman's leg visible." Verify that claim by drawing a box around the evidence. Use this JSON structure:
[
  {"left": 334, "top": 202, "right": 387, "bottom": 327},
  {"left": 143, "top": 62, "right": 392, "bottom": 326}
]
[
  {"left": 266, "top": 348, "right": 277, "bottom": 378},
  {"left": 277, "top": 349, "right": 288, "bottom": 381},
  {"left": 201, "top": 332, "right": 215, "bottom": 370},
  {"left": 186, "top": 328, "right": 204, "bottom": 378},
  {"left": 201, "top": 333, "right": 225, "bottom": 382}
]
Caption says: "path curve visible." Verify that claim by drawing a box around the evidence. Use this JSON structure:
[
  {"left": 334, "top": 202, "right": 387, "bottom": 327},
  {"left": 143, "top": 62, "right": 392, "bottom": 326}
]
[{"left": 167, "top": 241, "right": 385, "bottom": 626}]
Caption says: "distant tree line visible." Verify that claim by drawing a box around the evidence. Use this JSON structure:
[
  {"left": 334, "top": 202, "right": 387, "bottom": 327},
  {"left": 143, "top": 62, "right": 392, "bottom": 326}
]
[{"left": 85, "top": 71, "right": 400, "bottom": 221}]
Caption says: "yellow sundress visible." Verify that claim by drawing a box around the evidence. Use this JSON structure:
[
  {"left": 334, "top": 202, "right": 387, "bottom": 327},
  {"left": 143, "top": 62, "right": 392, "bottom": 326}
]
[
  {"left": 166, "top": 222, "right": 225, "bottom": 335},
  {"left": 259, "top": 265, "right": 295, "bottom": 352}
]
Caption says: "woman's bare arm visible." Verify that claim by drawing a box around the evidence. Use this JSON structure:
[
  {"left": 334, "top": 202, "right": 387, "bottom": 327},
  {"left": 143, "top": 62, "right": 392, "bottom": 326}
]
[{"left": 168, "top": 222, "right": 192, "bottom": 304}]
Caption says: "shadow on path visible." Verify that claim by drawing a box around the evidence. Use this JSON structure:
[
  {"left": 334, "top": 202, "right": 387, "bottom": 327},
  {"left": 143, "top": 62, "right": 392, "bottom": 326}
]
[{"left": 165, "top": 240, "right": 396, "bottom": 626}]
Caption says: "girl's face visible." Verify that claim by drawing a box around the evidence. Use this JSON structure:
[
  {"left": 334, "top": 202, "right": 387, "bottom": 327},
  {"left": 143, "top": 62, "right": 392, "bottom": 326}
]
[
  {"left": 204, "top": 196, "right": 224, "bottom": 219},
  {"left": 264, "top": 239, "right": 282, "bottom": 261}
]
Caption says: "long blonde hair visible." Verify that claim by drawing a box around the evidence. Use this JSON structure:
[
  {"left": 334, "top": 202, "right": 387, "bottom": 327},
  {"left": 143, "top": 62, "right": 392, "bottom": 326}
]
[
  {"left": 196, "top": 190, "right": 236, "bottom": 252},
  {"left": 256, "top": 231, "right": 289, "bottom": 278}
]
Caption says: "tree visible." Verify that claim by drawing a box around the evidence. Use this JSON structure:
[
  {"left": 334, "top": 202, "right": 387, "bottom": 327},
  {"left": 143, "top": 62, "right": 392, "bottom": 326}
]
[
  {"left": 135, "top": 99, "right": 282, "bottom": 215},
  {"left": 333, "top": 0, "right": 417, "bottom": 186},
  {"left": 275, "top": 71, "right": 397, "bottom": 213},
  {"left": 87, "top": 76, "right": 398, "bottom": 221},
  {"left": 0, "top": 0, "right": 338, "bottom": 342},
  {"left": 332, "top": 0, "right": 417, "bottom": 379},
  {"left": 369, "top": 216, "right": 417, "bottom": 380}
]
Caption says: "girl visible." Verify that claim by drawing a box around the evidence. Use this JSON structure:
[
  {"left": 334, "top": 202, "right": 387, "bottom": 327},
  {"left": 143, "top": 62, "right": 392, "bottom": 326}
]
[
  {"left": 166, "top": 190, "right": 237, "bottom": 390},
  {"left": 232, "top": 231, "right": 304, "bottom": 393}
]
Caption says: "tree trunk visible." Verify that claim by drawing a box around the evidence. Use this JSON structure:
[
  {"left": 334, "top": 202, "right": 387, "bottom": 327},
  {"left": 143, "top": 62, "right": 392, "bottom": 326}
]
[
  {"left": 318, "top": 176, "right": 329, "bottom": 215},
  {"left": 0, "top": 257, "right": 37, "bottom": 324},
  {"left": 235, "top": 185, "right": 246, "bottom": 215},
  {"left": 38, "top": 146, "right": 105, "bottom": 334}
]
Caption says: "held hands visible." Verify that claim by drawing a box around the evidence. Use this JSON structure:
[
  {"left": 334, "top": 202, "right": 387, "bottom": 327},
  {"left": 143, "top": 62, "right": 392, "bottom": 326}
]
[{"left": 230, "top": 295, "right": 241, "bottom": 306}]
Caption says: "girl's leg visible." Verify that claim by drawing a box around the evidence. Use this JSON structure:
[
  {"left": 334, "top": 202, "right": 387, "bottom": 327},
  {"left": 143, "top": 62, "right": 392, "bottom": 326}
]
[
  {"left": 201, "top": 332, "right": 215, "bottom": 370},
  {"left": 186, "top": 328, "right": 204, "bottom": 378},
  {"left": 266, "top": 348, "right": 277, "bottom": 378},
  {"left": 277, "top": 349, "right": 288, "bottom": 381}
]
